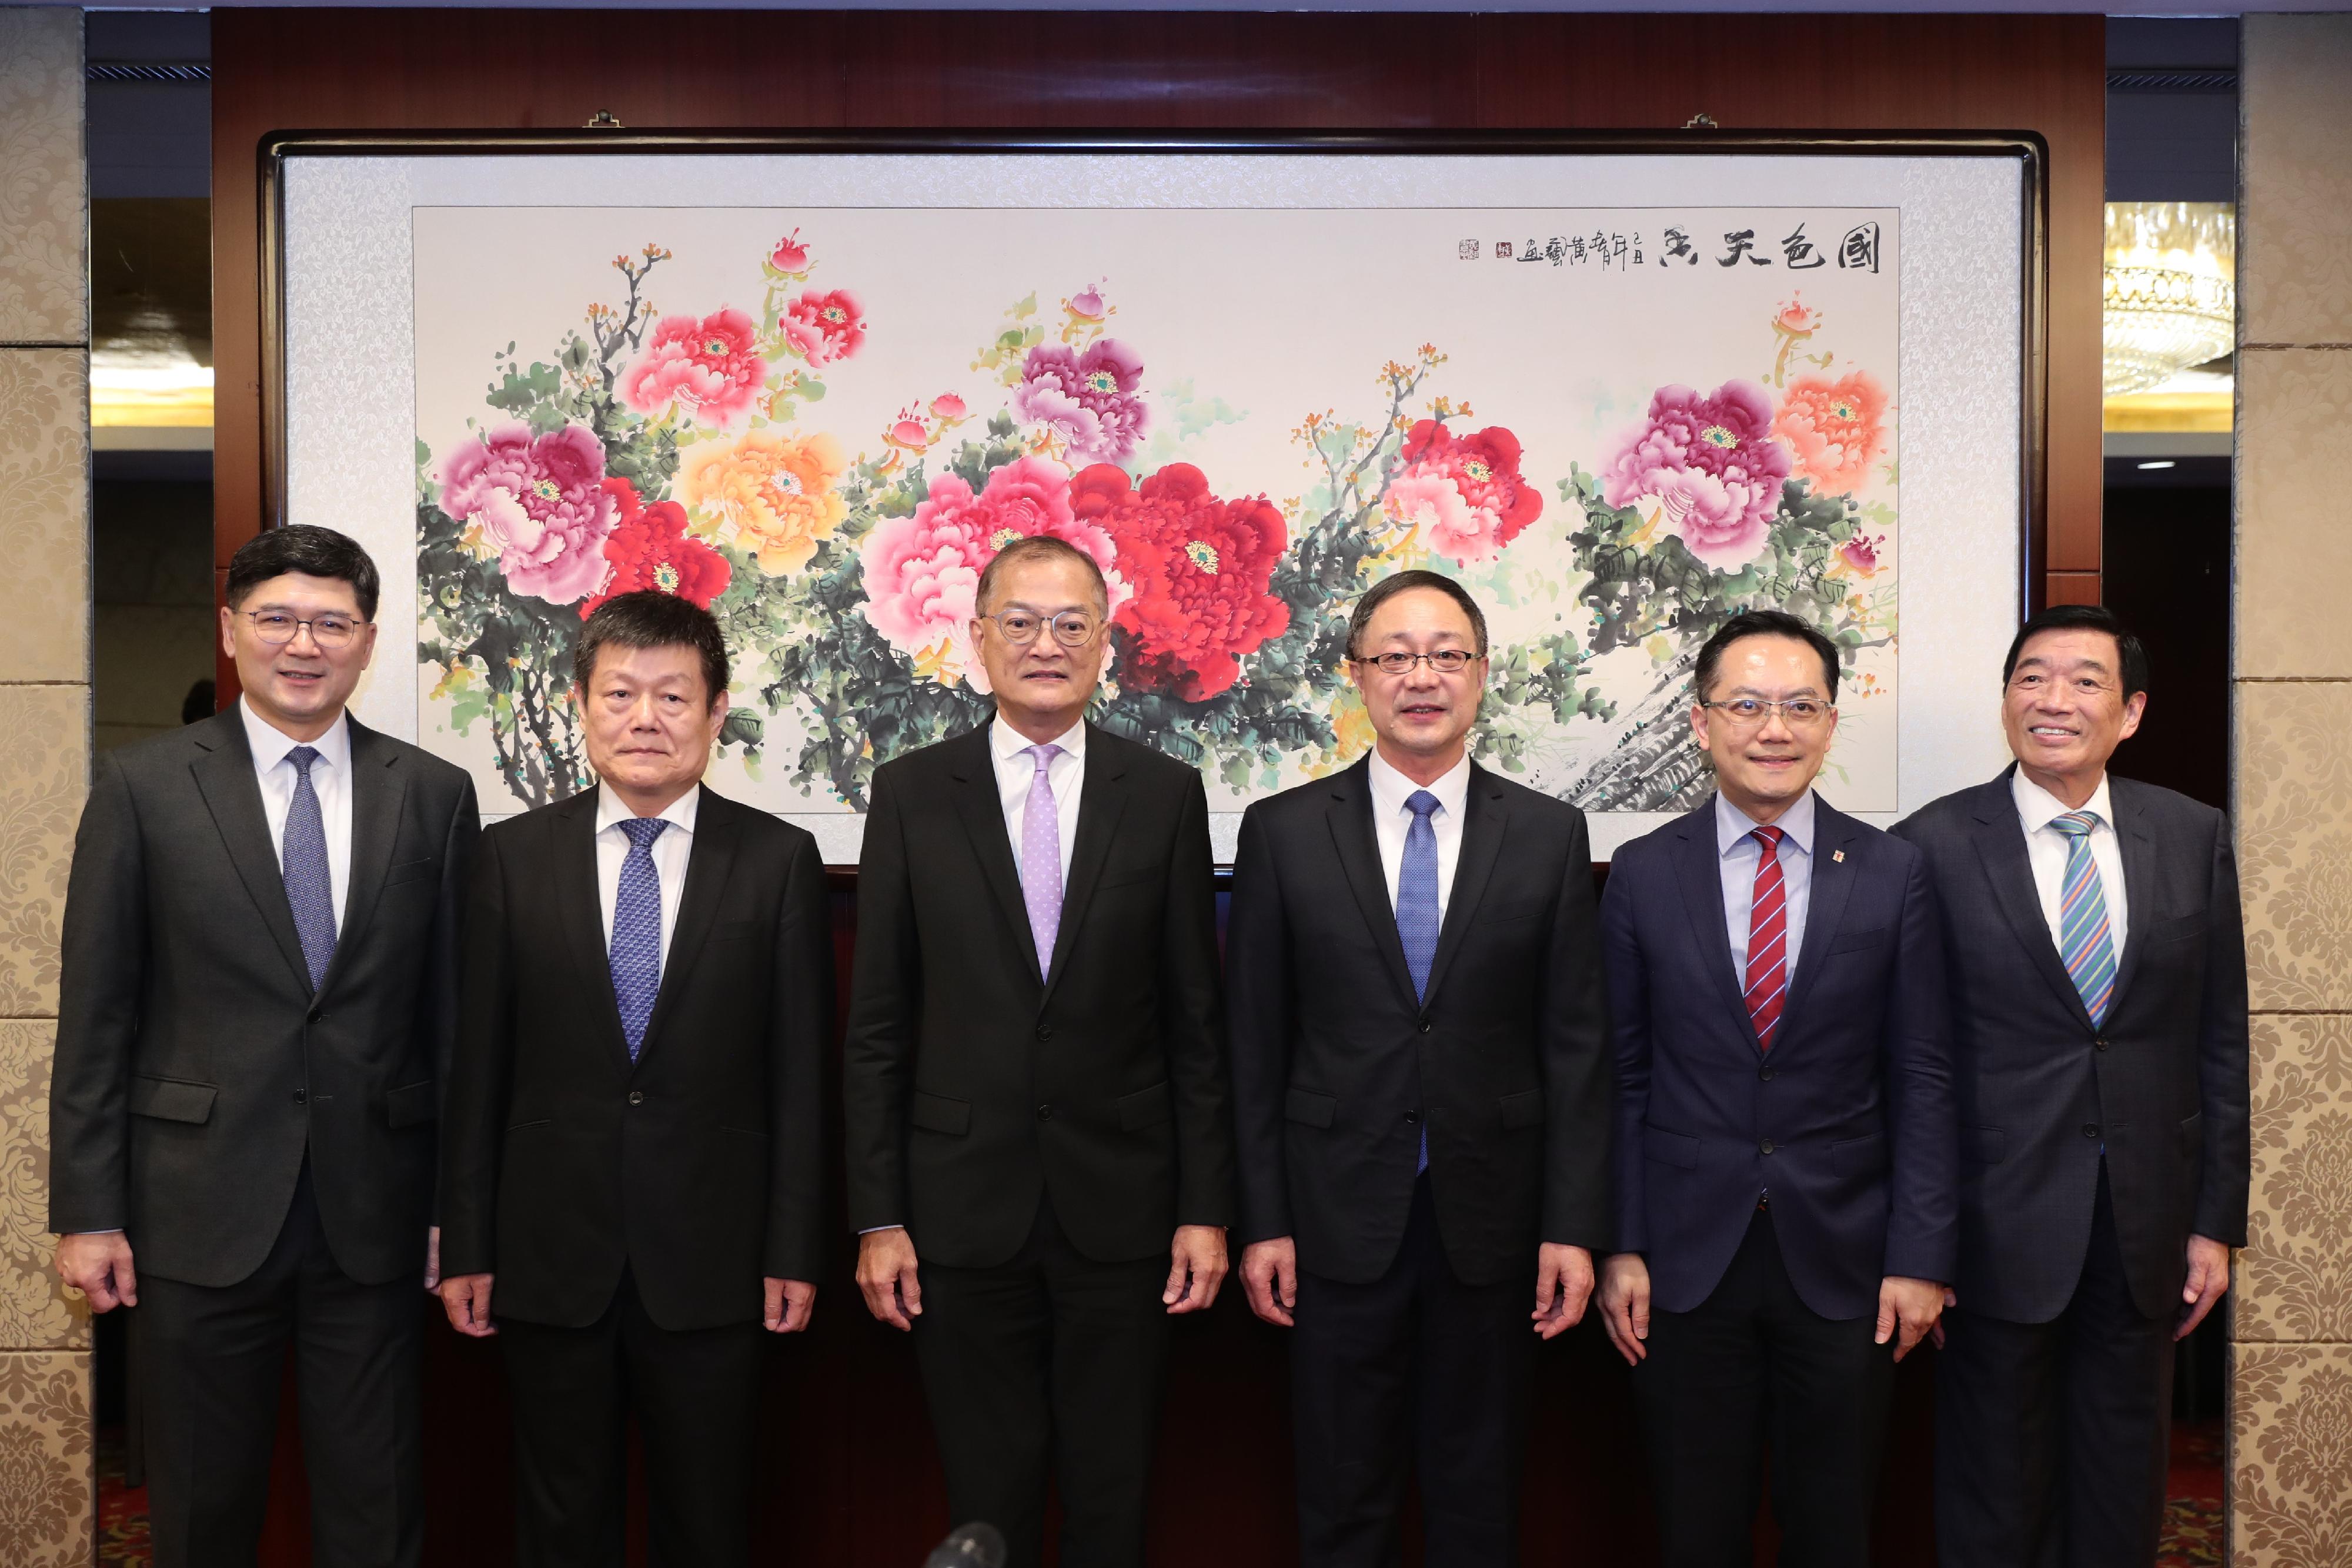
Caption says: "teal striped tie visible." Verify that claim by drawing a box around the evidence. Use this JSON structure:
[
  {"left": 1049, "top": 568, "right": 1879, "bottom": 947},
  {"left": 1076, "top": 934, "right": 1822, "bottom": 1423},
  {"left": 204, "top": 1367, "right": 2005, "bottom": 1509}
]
[{"left": 2050, "top": 811, "right": 2117, "bottom": 1023}]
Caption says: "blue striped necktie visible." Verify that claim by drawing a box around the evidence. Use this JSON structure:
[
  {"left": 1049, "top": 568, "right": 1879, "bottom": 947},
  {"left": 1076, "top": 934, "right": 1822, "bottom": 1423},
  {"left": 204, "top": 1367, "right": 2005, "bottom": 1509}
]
[
  {"left": 2050, "top": 810, "right": 2117, "bottom": 1023},
  {"left": 610, "top": 817, "right": 669, "bottom": 1061}
]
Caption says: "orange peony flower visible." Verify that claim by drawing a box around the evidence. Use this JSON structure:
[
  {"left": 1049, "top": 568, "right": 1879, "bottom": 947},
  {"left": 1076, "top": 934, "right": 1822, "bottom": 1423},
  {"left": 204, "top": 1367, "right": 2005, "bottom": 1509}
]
[
  {"left": 679, "top": 430, "right": 848, "bottom": 576},
  {"left": 1772, "top": 372, "right": 1889, "bottom": 497}
]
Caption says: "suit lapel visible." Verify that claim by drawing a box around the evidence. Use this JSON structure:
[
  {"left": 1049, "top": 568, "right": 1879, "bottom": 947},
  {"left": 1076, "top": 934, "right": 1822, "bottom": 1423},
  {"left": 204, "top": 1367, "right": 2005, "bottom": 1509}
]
[
  {"left": 552, "top": 787, "right": 634, "bottom": 1068},
  {"left": 1969, "top": 773, "right": 2098, "bottom": 1031},
  {"left": 1669, "top": 798, "right": 1758, "bottom": 1047},
  {"left": 1040, "top": 728, "right": 1126, "bottom": 1007},
  {"left": 1420, "top": 767, "right": 1507, "bottom": 1007},
  {"left": 2106, "top": 781, "right": 2160, "bottom": 1008},
  {"left": 637, "top": 785, "right": 741, "bottom": 1064},
  {"left": 1325, "top": 761, "right": 1419, "bottom": 1012},
  {"left": 1775, "top": 798, "right": 1860, "bottom": 1044},
  {"left": 316, "top": 719, "right": 407, "bottom": 998},
  {"left": 188, "top": 709, "right": 315, "bottom": 995},
  {"left": 948, "top": 726, "right": 1043, "bottom": 987}
]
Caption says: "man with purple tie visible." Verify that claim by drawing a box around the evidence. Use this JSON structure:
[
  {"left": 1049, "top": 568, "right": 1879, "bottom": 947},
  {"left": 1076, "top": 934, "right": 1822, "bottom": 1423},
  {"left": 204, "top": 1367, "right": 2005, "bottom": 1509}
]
[{"left": 844, "top": 536, "right": 1233, "bottom": 1568}]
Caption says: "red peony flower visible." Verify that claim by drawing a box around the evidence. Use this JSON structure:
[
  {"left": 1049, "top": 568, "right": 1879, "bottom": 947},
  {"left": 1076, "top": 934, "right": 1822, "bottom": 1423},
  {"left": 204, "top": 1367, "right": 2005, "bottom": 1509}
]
[
  {"left": 579, "top": 477, "right": 733, "bottom": 618},
  {"left": 1384, "top": 420, "right": 1544, "bottom": 564},
  {"left": 1074, "top": 462, "right": 1291, "bottom": 701},
  {"left": 769, "top": 228, "right": 810, "bottom": 273},
  {"left": 783, "top": 287, "right": 867, "bottom": 367},
  {"left": 620, "top": 307, "right": 767, "bottom": 428}
]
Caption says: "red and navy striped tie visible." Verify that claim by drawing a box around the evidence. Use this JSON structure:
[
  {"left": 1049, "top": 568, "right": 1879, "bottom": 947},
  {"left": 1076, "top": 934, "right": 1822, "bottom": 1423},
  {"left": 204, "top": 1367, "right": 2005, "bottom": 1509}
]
[{"left": 1743, "top": 825, "right": 1789, "bottom": 1052}]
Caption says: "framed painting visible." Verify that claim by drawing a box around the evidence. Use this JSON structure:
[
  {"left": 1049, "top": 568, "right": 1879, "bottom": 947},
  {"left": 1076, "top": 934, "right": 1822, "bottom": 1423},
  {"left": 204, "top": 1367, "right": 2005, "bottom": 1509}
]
[{"left": 262, "top": 131, "right": 2042, "bottom": 861}]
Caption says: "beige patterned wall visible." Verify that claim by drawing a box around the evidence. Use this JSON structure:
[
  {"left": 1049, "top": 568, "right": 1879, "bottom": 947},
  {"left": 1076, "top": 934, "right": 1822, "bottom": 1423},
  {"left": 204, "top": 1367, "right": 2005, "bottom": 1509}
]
[
  {"left": 0, "top": 8, "right": 93, "bottom": 1566},
  {"left": 2236, "top": 15, "right": 2352, "bottom": 1566}
]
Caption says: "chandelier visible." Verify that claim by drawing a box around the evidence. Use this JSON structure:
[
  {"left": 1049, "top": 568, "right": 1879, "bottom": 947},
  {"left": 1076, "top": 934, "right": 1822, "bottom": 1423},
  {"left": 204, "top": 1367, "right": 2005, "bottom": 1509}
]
[{"left": 2103, "top": 202, "right": 2235, "bottom": 397}]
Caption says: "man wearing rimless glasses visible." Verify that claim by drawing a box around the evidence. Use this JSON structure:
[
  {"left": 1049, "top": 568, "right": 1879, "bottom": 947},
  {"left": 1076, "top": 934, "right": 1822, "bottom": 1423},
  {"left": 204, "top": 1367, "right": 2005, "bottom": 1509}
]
[{"left": 1597, "top": 608, "right": 1955, "bottom": 1567}]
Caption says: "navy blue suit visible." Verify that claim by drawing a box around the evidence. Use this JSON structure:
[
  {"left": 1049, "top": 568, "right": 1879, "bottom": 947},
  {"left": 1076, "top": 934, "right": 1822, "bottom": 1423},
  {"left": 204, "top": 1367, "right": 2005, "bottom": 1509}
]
[{"left": 1602, "top": 793, "right": 1956, "bottom": 1567}]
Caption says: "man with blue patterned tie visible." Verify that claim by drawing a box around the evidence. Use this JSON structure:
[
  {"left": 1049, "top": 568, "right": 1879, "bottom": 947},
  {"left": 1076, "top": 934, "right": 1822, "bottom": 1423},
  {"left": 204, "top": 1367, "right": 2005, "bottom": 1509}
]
[
  {"left": 1892, "top": 605, "right": 2249, "bottom": 1568},
  {"left": 1227, "top": 571, "right": 1612, "bottom": 1566},
  {"left": 437, "top": 592, "right": 832, "bottom": 1568},
  {"left": 51, "top": 527, "right": 479, "bottom": 1568}
]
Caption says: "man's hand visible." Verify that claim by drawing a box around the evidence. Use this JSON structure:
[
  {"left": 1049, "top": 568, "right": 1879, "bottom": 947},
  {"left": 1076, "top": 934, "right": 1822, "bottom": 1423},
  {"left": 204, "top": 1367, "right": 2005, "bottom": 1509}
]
[
  {"left": 423, "top": 1226, "right": 442, "bottom": 1294},
  {"left": 857, "top": 1227, "right": 923, "bottom": 1331},
  {"left": 55, "top": 1232, "right": 138, "bottom": 1313},
  {"left": 1929, "top": 1286, "right": 1959, "bottom": 1349},
  {"left": 1598, "top": 1253, "right": 1651, "bottom": 1366},
  {"left": 1875, "top": 1275, "right": 1945, "bottom": 1362},
  {"left": 439, "top": 1273, "right": 497, "bottom": 1338},
  {"left": 1241, "top": 1236, "right": 1298, "bottom": 1327},
  {"left": 764, "top": 1278, "right": 816, "bottom": 1333},
  {"left": 2178, "top": 1234, "right": 2232, "bottom": 1340},
  {"left": 1164, "top": 1225, "right": 1228, "bottom": 1314},
  {"left": 1532, "top": 1243, "right": 1595, "bottom": 1339}
]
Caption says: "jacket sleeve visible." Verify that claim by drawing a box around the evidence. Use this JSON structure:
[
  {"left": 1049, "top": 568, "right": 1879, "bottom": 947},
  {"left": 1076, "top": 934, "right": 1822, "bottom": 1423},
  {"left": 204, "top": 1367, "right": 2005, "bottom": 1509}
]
[
  {"left": 423, "top": 775, "right": 482, "bottom": 1225},
  {"left": 764, "top": 830, "right": 836, "bottom": 1280},
  {"left": 1599, "top": 851, "right": 1651, "bottom": 1255},
  {"left": 49, "top": 751, "right": 147, "bottom": 1235},
  {"left": 841, "top": 764, "right": 919, "bottom": 1234},
  {"left": 1880, "top": 844, "right": 1959, "bottom": 1284},
  {"left": 2195, "top": 811, "right": 2251, "bottom": 1247},
  {"left": 436, "top": 823, "right": 514, "bottom": 1276},
  {"left": 1224, "top": 803, "right": 1294, "bottom": 1244},
  {"left": 1539, "top": 811, "right": 1614, "bottom": 1251},
  {"left": 1162, "top": 773, "right": 1236, "bottom": 1230}
]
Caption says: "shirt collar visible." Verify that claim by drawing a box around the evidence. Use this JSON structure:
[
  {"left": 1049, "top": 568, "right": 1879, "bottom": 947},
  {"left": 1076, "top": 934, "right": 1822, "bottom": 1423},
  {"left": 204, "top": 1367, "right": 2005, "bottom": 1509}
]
[
  {"left": 2012, "top": 767, "right": 2114, "bottom": 835},
  {"left": 1366, "top": 747, "right": 1472, "bottom": 822},
  {"left": 1716, "top": 789, "right": 1816, "bottom": 858},
  {"left": 991, "top": 713, "right": 1086, "bottom": 766},
  {"left": 239, "top": 696, "right": 351, "bottom": 777},
  {"left": 595, "top": 781, "right": 701, "bottom": 838}
]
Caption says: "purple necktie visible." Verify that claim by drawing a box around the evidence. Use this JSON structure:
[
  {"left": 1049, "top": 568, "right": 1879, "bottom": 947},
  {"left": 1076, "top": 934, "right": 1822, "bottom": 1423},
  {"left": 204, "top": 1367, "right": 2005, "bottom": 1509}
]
[{"left": 1020, "top": 744, "right": 1064, "bottom": 973}]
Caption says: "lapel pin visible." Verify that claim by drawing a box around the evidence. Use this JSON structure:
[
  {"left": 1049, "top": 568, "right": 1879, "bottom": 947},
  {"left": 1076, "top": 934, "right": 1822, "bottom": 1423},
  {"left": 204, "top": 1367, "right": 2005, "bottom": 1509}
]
[{"left": 1832, "top": 850, "right": 1845, "bottom": 863}]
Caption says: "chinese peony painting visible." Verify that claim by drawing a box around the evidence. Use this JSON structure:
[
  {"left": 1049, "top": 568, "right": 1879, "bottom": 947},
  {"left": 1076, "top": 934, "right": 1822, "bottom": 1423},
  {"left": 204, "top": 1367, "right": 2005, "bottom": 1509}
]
[{"left": 412, "top": 205, "right": 1900, "bottom": 823}]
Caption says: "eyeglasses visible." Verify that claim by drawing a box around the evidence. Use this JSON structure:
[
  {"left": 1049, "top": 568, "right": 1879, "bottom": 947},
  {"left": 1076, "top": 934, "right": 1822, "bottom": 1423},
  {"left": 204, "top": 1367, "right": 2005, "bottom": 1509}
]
[
  {"left": 243, "top": 610, "right": 365, "bottom": 649},
  {"left": 1352, "top": 650, "right": 1484, "bottom": 677},
  {"left": 1701, "top": 698, "right": 1834, "bottom": 728},
  {"left": 983, "top": 609, "right": 1099, "bottom": 647}
]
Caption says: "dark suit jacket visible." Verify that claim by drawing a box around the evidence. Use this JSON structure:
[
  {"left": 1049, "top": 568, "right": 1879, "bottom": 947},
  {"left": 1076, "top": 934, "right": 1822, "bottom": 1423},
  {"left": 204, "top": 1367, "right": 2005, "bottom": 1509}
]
[
  {"left": 842, "top": 723, "right": 1233, "bottom": 1268},
  {"left": 1225, "top": 758, "right": 1612, "bottom": 1288},
  {"left": 49, "top": 707, "right": 479, "bottom": 1288},
  {"left": 1602, "top": 794, "right": 1956, "bottom": 1320},
  {"left": 437, "top": 783, "right": 832, "bottom": 1332},
  {"left": 1889, "top": 768, "right": 2249, "bottom": 1323}
]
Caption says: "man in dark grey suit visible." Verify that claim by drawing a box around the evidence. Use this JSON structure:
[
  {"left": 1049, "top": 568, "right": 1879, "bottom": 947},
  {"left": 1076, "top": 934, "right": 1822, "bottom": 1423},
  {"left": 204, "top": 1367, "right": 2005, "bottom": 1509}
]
[
  {"left": 51, "top": 526, "right": 479, "bottom": 1568},
  {"left": 1892, "top": 603, "right": 2248, "bottom": 1568}
]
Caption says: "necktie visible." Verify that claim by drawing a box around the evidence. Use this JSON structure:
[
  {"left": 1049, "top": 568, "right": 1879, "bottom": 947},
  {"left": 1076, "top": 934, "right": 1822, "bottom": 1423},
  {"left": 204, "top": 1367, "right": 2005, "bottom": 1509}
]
[
  {"left": 1742, "top": 825, "right": 1789, "bottom": 1052},
  {"left": 1398, "top": 790, "right": 1442, "bottom": 1174},
  {"left": 282, "top": 745, "right": 336, "bottom": 991},
  {"left": 2050, "top": 811, "right": 2117, "bottom": 1023},
  {"left": 1020, "top": 744, "right": 1065, "bottom": 975},
  {"left": 609, "top": 817, "right": 669, "bottom": 1061}
]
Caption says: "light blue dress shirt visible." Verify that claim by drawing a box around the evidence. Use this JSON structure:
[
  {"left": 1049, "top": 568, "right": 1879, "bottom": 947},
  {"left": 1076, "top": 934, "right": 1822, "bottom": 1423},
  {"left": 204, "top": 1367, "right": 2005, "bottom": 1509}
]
[{"left": 1715, "top": 790, "right": 1818, "bottom": 987}]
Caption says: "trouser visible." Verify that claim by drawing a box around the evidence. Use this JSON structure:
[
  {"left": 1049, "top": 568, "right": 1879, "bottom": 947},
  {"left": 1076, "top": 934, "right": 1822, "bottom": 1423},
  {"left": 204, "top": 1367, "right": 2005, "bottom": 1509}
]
[
  {"left": 1936, "top": 1164, "right": 2177, "bottom": 1568},
  {"left": 136, "top": 1159, "right": 423, "bottom": 1568},
  {"left": 497, "top": 1267, "right": 764, "bottom": 1568},
  {"left": 1632, "top": 1205, "right": 1896, "bottom": 1568},
  {"left": 913, "top": 1195, "right": 1174, "bottom": 1568},
  {"left": 1290, "top": 1172, "right": 1534, "bottom": 1568}
]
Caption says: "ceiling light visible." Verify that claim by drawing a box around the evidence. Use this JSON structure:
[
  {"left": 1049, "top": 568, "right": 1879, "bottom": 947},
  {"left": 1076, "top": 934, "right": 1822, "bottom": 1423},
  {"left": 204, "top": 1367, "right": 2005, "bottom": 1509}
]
[
  {"left": 2104, "top": 202, "right": 2235, "bottom": 397},
  {"left": 2136, "top": 460, "right": 2177, "bottom": 470}
]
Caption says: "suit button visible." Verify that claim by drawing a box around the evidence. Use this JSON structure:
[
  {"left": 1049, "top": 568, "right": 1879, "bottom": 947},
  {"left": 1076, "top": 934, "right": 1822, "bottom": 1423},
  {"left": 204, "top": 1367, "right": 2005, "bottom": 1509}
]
[
  {"left": 2094, "top": 1038, "right": 2110, "bottom": 1051},
  {"left": 1037, "top": 1103, "right": 1053, "bottom": 1120},
  {"left": 1404, "top": 1110, "right": 1421, "bottom": 1125},
  {"left": 1759, "top": 1139, "right": 1775, "bottom": 1155},
  {"left": 629, "top": 1091, "right": 644, "bottom": 1106},
  {"left": 307, "top": 1010, "right": 325, "bottom": 1025},
  {"left": 1418, "top": 1020, "right": 1434, "bottom": 1034},
  {"left": 1759, "top": 1065, "right": 1776, "bottom": 1082},
  {"left": 2082, "top": 1122, "right": 2100, "bottom": 1139},
  {"left": 293, "top": 1088, "right": 307, "bottom": 1105},
  {"left": 1037, "top": 1026, "right": 1053, "bottom": 1042}
]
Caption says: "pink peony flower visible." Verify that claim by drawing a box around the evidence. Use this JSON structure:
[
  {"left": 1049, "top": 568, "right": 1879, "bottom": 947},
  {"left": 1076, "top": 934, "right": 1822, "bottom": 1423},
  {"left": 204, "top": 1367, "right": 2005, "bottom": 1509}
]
[
  {"left": 782, "top": 287, "right": 866, "bottom": 366},
  {"left": 1773, "top": 371, "right": 1889, "bottom": 497},
  {"left": 859, "top": 456, "right": 1125, "bottom": 691},
  {"left": 890, "top": 417, "right": 931, "bottom": 450},
  {"left": 769, "top": 229, "right": 809, "bottom": 273},
  {"left": 1013, "top": 340, "right": 1147, "bottom": 466},
  {"left": 930, "top": 393, "right": 967, "bottom": 421},
  {"left": 437, "top": 423, "right": 617, "bottom": 604},
  {"left": 1839, "top": 533, "right": 1885, "bottom": 576},
  {"left": 1774, "top": 295, "right": 1819, "bottom": 335},
  {"left": 1382, "top": 421, "right": 1543, "bottom": 564},
  {"left": 620, "top": 308, "right": 767, "bottom": 429},
  {"left": 1600, "top": 380, "right": 1793, "bottom": 570}
]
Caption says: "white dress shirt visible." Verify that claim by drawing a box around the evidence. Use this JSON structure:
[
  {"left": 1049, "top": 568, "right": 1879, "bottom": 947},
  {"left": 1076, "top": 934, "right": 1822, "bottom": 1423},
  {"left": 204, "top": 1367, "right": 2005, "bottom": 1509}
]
[
  {"left": 991, "top": 714, "right": 1085, "bottom": 895},
  {"left": 1716, "top": 790, "right": 1818, "bottom": 985},
  {"left": 242, "top": 697, "right": 353, "bottom": 930},
  {"left": 1367, "top": 748, "right": 1471, "bottom": 917},
  {"left": 2012, "top": 768, "right": 2129, "bottom": 964},
  {"left": 594, "top": 783, "right": 699, "bottom": 977}
]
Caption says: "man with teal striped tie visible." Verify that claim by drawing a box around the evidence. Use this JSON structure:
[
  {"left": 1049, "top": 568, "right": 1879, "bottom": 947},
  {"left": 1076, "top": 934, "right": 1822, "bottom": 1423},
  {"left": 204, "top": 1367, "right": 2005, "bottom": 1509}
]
[{"left": 1892, "top": 604, "right": 2249, "bottom": 1568}]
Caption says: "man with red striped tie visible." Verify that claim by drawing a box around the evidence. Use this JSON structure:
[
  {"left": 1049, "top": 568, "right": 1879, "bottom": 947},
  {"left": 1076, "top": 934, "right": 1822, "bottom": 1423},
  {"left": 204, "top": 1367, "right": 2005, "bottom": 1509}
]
[{"left": 1595, "top": 609, "right": 1957, "bottom": 1567}]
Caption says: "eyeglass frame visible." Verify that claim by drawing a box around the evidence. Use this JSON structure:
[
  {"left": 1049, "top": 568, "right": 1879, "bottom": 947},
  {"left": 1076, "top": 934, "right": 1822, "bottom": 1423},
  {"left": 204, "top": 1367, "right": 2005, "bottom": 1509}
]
[
  {"left": 978, "top": 607, "right": 1102, "bottom": 647},
  {"left": 1698, "top": 697, "right": 1837, "bottom": 727},
  {"left": 1348, "top": 648, "right": 1488, "bottom": 677},
  {"left": 240, "top": 609, "right": 369, "bottom": 649}
]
